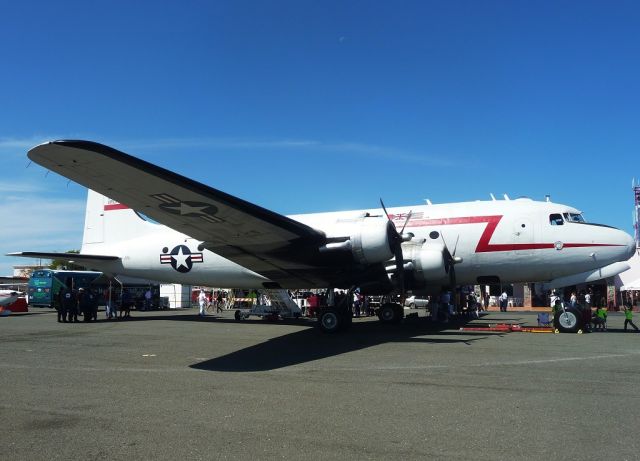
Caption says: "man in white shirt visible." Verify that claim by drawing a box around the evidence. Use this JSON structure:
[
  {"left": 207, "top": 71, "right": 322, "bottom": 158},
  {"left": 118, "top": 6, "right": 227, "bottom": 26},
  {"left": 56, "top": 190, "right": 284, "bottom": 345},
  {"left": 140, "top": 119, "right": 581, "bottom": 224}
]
[
  {"left": 499, "top": 291, "right": 508, "bottom": 312},
  {"left": 198, "top": 289, "right": 207, "bottom": 317}
]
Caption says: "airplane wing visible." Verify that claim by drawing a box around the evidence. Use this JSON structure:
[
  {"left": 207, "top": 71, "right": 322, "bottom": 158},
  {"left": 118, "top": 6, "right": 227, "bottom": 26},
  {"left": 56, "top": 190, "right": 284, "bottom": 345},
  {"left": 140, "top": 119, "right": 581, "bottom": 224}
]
[
  {"left": 7, "top": 251, "right": 120, "bottom": 263},
  {"left": 27, "top": 141, "right": 347, "bottom": 287}
]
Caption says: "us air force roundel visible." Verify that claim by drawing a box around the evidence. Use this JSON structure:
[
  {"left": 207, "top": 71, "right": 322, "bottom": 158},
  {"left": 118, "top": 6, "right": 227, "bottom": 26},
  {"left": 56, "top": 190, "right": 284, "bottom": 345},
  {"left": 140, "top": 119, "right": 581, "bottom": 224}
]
[
  {"left": 160, "top": 245, "right": 204, "bottom": 273},
  {"left": 151, "top": 193, "right": 224, "bottom": 223}
]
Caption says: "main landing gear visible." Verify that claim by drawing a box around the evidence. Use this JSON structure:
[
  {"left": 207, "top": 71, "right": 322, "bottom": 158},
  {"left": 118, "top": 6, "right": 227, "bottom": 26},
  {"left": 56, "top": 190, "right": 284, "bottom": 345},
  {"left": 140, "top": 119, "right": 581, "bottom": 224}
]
[
  {"left": 317, "top": 291, "right": 405, "bottom": 333},
  {"left": 318, "top": 306, "right": 353, "bottom": 333},
  {"left": 377, "top": 302, "right": 404, "bottom": 324},
  {"left": 317, "top": 288, "right": 354, "bottom": 334}
]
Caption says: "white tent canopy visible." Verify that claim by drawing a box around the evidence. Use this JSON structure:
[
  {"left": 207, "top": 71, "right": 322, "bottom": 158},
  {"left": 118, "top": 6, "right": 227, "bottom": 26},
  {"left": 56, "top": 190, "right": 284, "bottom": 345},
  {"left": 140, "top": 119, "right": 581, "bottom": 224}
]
[{"left": 620, "top": 278, "right": 640, "bottom": 291}]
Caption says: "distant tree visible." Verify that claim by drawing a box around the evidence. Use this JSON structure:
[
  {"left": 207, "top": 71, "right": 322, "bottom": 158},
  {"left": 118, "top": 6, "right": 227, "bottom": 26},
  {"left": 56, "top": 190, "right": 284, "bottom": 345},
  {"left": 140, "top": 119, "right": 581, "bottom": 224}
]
[{"left": 49, "top": 250, "right": 86, "bottom": 271}]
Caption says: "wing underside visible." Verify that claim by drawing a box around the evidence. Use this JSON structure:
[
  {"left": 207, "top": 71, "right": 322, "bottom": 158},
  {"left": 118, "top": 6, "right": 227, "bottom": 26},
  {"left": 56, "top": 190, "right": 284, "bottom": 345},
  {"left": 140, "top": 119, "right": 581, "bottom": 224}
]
[
  {"left": 26, "top": 141, "right": 354, "bottom": 287},
  {"left": 8, "top": 251, "right": 120, "bottom": 263}
]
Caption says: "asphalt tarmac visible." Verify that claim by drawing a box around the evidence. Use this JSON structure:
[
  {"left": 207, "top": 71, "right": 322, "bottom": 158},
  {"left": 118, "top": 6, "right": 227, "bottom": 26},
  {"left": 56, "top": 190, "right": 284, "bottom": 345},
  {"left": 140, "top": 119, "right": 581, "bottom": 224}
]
[{"left": 1, "top": 308, "right": 639, "bottom": 460}]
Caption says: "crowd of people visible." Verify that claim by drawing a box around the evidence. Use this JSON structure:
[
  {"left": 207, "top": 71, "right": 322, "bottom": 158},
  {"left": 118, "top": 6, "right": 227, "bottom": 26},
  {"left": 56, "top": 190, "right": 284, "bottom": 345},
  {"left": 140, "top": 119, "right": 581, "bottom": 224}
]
[
  {"left": 54, "top": 280, "right": 640, "bottom": 332},
  {"left": 550, "top": 289, "right": 639, "bottom": 332},
  {"left": 55, "top": 278, "right": 158, "bottom": 323},
  {"left": 56, "top": 281, "right": 99, "bottom": 323},
  {"left": 197, "top": 289, "right": 226, "bottom": 316}
]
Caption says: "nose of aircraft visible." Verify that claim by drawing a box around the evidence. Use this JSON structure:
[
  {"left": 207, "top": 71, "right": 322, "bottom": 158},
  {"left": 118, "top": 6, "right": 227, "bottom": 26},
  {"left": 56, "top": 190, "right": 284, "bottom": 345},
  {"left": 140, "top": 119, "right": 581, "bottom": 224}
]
[{"left": 623, "top": 231, "right": 637, "bottom": 260}]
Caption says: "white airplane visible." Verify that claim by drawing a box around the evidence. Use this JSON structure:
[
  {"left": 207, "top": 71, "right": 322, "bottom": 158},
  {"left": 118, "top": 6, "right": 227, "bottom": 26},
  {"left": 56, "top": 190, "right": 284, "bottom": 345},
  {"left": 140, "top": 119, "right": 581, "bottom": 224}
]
[
  {"left": 9, "top": 140, "right": 637, "bottom": 333},
  {"left": 0, "top": 290, "right": 19, "bottom": 307}
]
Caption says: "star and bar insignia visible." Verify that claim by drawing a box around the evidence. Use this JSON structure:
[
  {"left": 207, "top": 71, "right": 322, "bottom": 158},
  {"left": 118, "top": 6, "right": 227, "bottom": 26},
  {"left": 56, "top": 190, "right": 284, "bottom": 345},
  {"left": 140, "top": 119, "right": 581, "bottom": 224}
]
[
  {"left": 151, "top": 193, "right": 224, "bottom": 223},
  {"left": 160, "top": 245, "right": 204, "bottom": 273}
]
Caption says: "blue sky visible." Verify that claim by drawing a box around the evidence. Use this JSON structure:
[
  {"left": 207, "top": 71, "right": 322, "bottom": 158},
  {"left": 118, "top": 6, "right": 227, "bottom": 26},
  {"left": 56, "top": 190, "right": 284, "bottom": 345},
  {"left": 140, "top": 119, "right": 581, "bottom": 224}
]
[{"left": 1, "top": 0, "right": 639, "bottom": 275}]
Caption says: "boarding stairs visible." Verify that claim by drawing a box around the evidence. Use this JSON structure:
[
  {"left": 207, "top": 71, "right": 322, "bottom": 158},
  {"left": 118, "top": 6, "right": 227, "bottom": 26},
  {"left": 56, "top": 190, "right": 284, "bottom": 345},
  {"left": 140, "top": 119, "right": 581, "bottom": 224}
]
[
  {"left": 261, "top": 288, "right": 302, "bottom": 318},
  {"left": 234, "top": 288, "right": 302, "bottom": 321}
]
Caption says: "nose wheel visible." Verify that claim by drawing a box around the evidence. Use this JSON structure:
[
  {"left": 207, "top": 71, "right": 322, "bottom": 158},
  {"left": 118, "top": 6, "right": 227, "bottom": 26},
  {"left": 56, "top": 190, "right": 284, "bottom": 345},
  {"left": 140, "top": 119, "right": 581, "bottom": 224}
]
[{"left": 553, "top": 306, "right": 583, "bottom": 333}]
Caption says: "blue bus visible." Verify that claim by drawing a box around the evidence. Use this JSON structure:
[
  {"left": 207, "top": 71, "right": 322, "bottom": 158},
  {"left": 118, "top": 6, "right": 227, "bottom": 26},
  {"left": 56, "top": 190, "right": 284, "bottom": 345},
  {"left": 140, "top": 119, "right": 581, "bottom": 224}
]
[{"left": 28, "top": 270, "right": 102, "bottom": 308}]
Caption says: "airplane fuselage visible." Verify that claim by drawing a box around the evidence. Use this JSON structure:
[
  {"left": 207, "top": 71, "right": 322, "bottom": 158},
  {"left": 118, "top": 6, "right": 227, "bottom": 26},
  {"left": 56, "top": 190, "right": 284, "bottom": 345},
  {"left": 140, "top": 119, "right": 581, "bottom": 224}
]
[{"left": 84, "top": 197, "right": 635, "bottom": 291}]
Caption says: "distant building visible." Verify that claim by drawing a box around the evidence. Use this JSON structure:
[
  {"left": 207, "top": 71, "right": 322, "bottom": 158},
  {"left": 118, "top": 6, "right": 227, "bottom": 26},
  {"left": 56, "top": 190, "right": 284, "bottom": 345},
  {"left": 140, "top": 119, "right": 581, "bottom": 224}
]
[{"left": 12, "top": 264, "right": 46, "bottom": 278}]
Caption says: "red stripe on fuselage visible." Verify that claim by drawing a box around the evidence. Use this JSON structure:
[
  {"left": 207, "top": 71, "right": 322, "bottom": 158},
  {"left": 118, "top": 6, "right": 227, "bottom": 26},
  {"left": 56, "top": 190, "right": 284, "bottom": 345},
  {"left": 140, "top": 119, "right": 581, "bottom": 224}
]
[
  {"left": 402, "top": 215, "right": 621, "bottom": 253},
  {"left": 103, "top": 203, "right": 129, "bottom": 211}
]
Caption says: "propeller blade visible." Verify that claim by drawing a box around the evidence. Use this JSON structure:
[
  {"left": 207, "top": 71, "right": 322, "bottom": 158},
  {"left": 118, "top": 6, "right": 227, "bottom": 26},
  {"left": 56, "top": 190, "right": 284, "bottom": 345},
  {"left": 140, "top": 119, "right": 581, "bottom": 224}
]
[
  {"left": 440, "top": 232, "right": 462, "bottom": 280},
  {"left": 451, "top": 235, "right": 460, "bottom": 257},
  {"left": 380, "top": 198, "right": 391, "bottom": 222},
  {"left": 399, "top": 210, "right": 413, "bottom": 234},
  {"left": 380, "top": 198, "right": 405, "bottom": 296},
  {"left": 449, "top": 260, "right": 457, "bottom": 289}
]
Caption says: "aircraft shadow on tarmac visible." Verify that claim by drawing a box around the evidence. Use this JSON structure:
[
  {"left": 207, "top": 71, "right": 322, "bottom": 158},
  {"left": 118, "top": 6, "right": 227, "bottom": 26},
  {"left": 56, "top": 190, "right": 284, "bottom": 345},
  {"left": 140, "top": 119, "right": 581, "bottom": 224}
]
[
  {"left": 188, "top": 316, "right": 492, "bottom": 372},
  {"left": 118, "top": 313, "right": 492, "bottom": 372}
]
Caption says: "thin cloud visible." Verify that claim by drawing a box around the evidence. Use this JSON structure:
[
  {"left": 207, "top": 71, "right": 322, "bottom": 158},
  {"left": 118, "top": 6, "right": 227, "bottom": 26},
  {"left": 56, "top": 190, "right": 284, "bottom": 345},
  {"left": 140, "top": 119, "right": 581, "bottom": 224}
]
[
  {"left": 118, "top": 137, "right": 460, "bottom": 168},
  {"left": 0, "top": 136, "right": 51, "bottom": 152},
  {"left": 4, "top": 134, "right": 467, "bottom": 169},
  {"left": 0, "top": 180, "right": 44, "bottom": 194},
  {"left": 0, "top": 196, "right": 85, "bottom": 275}
]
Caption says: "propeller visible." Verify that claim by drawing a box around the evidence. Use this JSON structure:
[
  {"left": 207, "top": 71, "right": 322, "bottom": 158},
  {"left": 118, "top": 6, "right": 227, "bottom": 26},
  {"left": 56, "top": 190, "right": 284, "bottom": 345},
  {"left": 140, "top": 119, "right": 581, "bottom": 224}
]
[
  {"left": 380, "top": 199, "right": 412, "bottom": 296},
  {"left": 441, "top": 233, "right": 462, "bottom": 289}
]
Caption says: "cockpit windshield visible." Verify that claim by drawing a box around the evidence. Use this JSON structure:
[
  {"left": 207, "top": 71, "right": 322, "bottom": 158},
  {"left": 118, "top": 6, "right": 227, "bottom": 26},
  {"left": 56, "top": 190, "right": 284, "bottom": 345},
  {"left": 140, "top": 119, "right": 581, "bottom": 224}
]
[
  {"left": 563, "top": 212, "right": 585, "bottom": 223},
  {"left": 549, "top": 212, "right": 586, "bottom": 226}
]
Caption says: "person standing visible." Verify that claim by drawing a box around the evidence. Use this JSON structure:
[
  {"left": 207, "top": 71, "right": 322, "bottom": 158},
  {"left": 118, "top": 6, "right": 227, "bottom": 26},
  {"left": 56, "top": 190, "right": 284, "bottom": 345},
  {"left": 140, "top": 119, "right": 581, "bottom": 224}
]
[
  {"left": 216, "top": 291, "right": 224, "bottom": 313},
  {"left": 623, "top": 305, "right": 639, "bottom": 332},
  {"left": 439, "top": 291, "right": 451, "bottom": 322},
  {"left": 88, "top": 288, "right": 98, "bottom": 321},
  {"left": 198, "top": 289, "right": 207, "bottom": 317},
  {"left": 60, "top": 279, "right": 78, "bottom": 323},
  {"left": 594, "top": 305, "right": 607, "bottom": 331},
  {"left": 144, "top": 288, "right": 152, "bottom": 311},
  {"left": 56, "top": 286, "right": 68, "bottom": 323},
  {"left": 499, "top": 291, "right": 508, "bottom": 312},
  {"left": 353, "top": 292, "right": 361, "bottom": 317},
  {"left": 78, "top": 288, "right": 89, "bottom": 321}
]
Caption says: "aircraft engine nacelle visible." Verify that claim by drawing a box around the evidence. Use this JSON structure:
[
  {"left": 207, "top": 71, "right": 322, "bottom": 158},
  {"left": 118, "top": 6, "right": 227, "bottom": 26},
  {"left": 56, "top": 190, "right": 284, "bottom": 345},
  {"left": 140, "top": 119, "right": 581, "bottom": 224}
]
[
  {"left": 321, "top": 216, "right": 394, "bottom": 265},
  {"left": 403, "top": 242, "right": 449, "bottom": 285}
]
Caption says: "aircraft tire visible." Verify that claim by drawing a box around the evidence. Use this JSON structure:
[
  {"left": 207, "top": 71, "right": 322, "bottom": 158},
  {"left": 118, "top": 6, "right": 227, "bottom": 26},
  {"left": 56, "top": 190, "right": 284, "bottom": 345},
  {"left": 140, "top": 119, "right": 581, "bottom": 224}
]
[
  {"left": 379, "top": 303, "right": 402, "bottom": 324},
  {"left": 318, "top": 308, "right": 342, "bottom": 333},
  {"left": 554, "top": 306, "right": 583, "bottom": 333},
  {"left": 234, "top": 309, "right": 243, "bottom": 321}
]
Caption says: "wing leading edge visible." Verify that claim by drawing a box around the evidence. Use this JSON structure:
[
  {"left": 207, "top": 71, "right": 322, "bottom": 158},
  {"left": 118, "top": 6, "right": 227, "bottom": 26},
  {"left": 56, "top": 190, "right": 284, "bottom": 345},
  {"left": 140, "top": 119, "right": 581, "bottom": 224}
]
[{"left": 27, "top": 140, "right": 338, "bottom": 287}]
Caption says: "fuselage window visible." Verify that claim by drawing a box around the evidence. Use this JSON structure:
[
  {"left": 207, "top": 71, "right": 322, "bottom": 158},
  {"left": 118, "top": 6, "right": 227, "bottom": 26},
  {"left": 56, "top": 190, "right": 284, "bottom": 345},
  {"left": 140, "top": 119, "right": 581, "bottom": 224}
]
[
  {"left": 563, "top": 212, "right": 585, "bottom": 223},
  {"left": 549, "top": 214, "right": 564, "bottom": 226}
]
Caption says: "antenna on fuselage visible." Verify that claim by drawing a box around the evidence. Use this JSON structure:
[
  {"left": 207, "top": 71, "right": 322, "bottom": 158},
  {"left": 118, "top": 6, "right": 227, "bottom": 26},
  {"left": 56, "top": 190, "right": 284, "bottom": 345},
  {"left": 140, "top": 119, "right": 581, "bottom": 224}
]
[
  {"left": 545, "top": 194, "right": 551, "bottom": 202},
  {"left": 424, "top": 199, "right": 433, "bottom": 205},
  {"left": 490, "top": 193, "right": 496, "bottom": 201},
  {"left": 503, "top": 194, "right": 510, "bottom": 200}
]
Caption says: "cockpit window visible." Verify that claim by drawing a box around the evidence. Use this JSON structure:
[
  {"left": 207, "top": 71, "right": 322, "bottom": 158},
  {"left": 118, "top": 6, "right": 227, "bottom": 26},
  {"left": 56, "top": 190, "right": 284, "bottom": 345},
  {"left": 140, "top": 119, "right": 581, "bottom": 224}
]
[
  {"left": 563, "top": 212, "right": 585, "bottom": 223},
  {"left": 549, "top": 214, "right": 564, "bottom": 226}
]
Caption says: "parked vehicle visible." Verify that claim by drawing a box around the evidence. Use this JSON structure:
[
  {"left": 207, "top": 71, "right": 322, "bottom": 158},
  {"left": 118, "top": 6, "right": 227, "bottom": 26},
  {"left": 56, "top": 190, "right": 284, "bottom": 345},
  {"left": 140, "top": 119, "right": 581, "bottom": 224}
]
[{"left": 404, "top": 295, "right": 429, "bottom": 308}]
